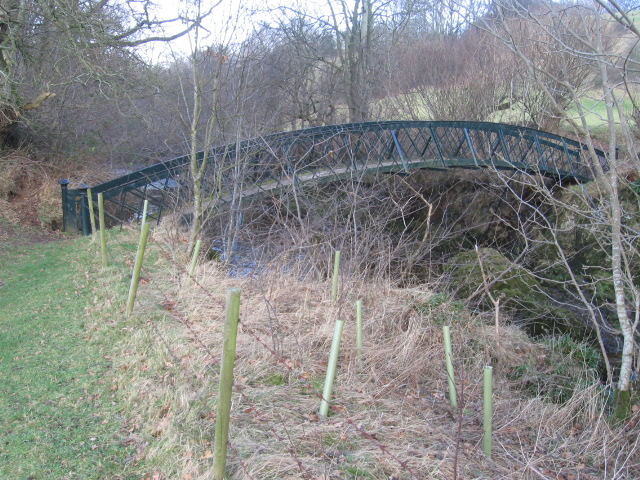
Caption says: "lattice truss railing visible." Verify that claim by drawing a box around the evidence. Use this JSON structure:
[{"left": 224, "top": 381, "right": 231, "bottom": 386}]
[{"left": 61, "top": 121, "right": 608, "bottom": 233}]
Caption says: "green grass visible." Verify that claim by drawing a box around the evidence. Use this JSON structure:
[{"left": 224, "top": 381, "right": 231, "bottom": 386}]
[
  {"left": 0, "top": 227, "right": 141, "bottom": 479},
  {"left": 564, "top": 91, "right": 635, "bottom": 137}
]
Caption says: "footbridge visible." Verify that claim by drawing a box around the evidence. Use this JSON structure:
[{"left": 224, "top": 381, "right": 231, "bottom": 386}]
[{"left": 60, "top": 121, "right": 608, "bottom": 233}]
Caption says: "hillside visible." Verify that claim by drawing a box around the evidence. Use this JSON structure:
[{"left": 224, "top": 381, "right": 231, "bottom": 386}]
[
  {"left": 1, "top": 216, "right": 638, "bottom": 479},
  {"left": 0, "top": 2, "right": 638, "bottom": 476}
]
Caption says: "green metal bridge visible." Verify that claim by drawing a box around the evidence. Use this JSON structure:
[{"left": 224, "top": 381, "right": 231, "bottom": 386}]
[{"left": 60, "top": 121, "right": 609, "bottom": 233}]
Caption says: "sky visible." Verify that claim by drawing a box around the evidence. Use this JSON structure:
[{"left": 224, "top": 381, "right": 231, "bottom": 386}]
[
  {"left": 139, "top": 0, "right": 247, "bottom": 62},
  {"left": 138, "top": 0, "right": 336, "bottom": 63}
]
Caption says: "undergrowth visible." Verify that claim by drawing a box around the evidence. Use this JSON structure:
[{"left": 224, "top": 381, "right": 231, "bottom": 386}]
[
  {"left": 2, "top": 221, "right": 638, "bottom": 479},
  {"left": 112, "top": 224, "right": 640, "bottom": 480}
]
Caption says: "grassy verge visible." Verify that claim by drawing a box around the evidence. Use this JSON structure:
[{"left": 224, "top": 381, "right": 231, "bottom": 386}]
[{"left": 0, "top": 225, "right": 143, "bottom": 479}]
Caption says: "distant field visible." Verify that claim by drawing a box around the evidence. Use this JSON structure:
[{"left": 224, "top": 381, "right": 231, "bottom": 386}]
[
  {"left": 373, "top": 87, "right": 637, "bottom": 140},
  {"left": 565, "top": 90, "right": 636, "bottom": 136}
]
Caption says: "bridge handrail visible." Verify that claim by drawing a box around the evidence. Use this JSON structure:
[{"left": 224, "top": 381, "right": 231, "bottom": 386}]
[{"left": 60, "top": 121, "right": 609, "bottom": 233}]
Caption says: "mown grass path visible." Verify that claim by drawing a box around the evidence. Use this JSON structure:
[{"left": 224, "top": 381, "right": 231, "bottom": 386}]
[{"left": 0, "top": 229, "right": 136, "bottom": 479}]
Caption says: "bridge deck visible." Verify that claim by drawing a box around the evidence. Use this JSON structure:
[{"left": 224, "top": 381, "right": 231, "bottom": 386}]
[{"left": 60, "top": 121, "right": 608, "bottom": 233}]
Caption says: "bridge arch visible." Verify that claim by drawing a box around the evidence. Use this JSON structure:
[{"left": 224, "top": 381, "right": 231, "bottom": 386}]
[{"left": 61, "top": 121, "right": 608, "bottom": 233}]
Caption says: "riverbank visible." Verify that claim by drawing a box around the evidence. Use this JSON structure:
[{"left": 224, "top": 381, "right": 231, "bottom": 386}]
[{"left": 1, "top": 218, "right": 638, "bottom": 479}]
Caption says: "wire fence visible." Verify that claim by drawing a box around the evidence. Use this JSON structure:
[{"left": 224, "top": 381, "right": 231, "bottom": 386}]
[
  {"left": 102, "top": 225, "right": 640, "bottom": 480},
  {"left": 152, "top": 240, "right": 426, "bottom": 479}
]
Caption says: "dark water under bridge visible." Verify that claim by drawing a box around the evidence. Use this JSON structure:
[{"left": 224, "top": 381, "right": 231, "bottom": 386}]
[{"left": 60, "top": 121, "right": 608, "bottom": 233}]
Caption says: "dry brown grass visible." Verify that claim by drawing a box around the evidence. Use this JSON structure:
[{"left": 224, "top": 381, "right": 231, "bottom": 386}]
[
  {"left": 114, "top": 228, "right": 640, "bottom": 480},
  {"left": 0, "top": 149, "right": 123, "bottom": 229}
]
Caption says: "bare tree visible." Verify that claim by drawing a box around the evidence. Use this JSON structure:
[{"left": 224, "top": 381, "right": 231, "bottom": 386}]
[
  {"left": 171, "top": 0, "right": 290, "bottom": 255},
  {"left": 270, "top": 0, "right": 418, "bottom": 124},
  {"left": 388, "top": 28, "right": 513, "bottom": 121},
  {"left": 480, "top": 0, "right": 639, "bottom": 419},
  {"left": 250, "top": 18, "right": 339, "bottom": 129},
  {"left": 0, "top": 0, "right": 203, "bottom": 150}
]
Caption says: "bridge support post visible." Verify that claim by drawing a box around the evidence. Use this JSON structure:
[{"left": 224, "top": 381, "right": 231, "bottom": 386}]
[
  {"left": 60, "top": 179, "right": 70, "bottom": 232},
  {"left": 78, "top": 184, "right": 91, "bottom": 236},
  {"left": 60, "top": 179, "right": 79, "bottom": 233}
]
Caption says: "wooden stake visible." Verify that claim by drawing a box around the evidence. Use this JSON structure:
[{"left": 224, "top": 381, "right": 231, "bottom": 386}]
[
  {"left": 97, "top": 193, "right": 108, "bottom": 267},
  {"left": 140, "top": 199, "right": 148, "bottom": 230},
  {"left": 213, "top": 288, "right": 241, "bottom": 480},
  {"left": 125, "top": 222, "right": 151, "bottom": 316},
  {"left": 483, "top": 366, "right": 493, "bottom": 457},
  {"left": 188, "top": 239, "right": 203, "bottom": 280},
  {"left": 87, "top": 188, "right": 97, "bottom": 240},
  {"left": 319, "top": 318, "right": 345, "bottom": 417},
  {"left": 356, "top": 300, "right": 363, "bottom": 358},
  {"left": 331, "top": 250, "right": 341, "bottom": 301}
]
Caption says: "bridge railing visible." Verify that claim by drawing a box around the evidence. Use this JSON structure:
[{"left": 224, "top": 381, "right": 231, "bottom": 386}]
[{"left": 60, "top": 121, "right": 608, "bottom": 233}]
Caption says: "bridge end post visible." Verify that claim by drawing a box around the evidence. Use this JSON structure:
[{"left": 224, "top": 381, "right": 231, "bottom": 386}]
[{"left": 60, "top": 178, "right": 78, "bottom": 233}]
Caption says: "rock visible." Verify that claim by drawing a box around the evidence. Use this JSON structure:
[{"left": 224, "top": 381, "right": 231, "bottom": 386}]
[{"left": 445, "top": 247, "right": 589, "bottom": 337}]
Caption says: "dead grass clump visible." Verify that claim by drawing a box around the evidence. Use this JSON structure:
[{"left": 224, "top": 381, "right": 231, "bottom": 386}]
[
  {"left": 492, "top": 383, "right": 639, "bottom": 479},
  {"left": 0, "top": 162, "right": 18, "bottom": 201},
  {"left": 35, "top": 180, "right": 62, "bottom": 228},
  {"left": 0, "top": 153, "right": 55, "bottom": 211},
  {"left": 0, "top": 153, "right": 67, "bottom": 227},
  {"left": 0, "top": 152, "right": 87, "bottom": 228},
  {"left": 113, "top": 243, "right": 639, "bottom": 480},
  {"left": 0, "top": 198, "right": 20, "bottom": 224}
]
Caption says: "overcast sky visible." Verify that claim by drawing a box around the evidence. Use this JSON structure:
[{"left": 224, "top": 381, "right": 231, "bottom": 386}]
[{"left": 139, "top": 0, "right": 337, "bottom": 63}]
